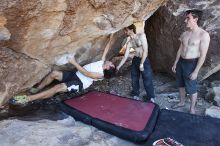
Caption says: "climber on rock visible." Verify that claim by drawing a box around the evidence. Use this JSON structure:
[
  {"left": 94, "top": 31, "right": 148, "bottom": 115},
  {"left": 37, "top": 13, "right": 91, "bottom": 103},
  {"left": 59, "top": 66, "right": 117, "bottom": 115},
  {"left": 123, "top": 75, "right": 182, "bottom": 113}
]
[{"left": 11, "top": 35, "right": 116, "bottom": 105}]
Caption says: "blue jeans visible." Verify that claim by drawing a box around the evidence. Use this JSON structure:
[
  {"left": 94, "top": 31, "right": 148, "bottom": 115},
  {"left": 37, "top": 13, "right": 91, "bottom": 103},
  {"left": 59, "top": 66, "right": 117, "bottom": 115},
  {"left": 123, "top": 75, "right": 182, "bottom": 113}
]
[{"left": 131, "top": 56, "right": 155, "bottom": 99}]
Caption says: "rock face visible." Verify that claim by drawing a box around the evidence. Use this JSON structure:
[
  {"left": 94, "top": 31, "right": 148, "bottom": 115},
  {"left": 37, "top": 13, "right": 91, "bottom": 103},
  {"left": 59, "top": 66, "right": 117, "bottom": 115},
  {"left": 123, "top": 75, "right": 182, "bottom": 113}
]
[
  {"left": 1, "top": 0, "right": 219, "bottom": 106},
  {"left": 213, "top": 87, "right": 220, "bottom": 106},
  {"left": 205, "top": 106, "right": 220, "bottom": 119},
  {"left": 206, "top": 86, "right": 220, "bottom": 106},
  {"left": 205, "top": 81, "right": 220, "bottom": 102},
  {"left": 0, "top": 47, "right": 50, "bottom": 105},
  {"left": 0, "top": 0, "right": 165, "bottom": 106},
  {"left": 145, "top": 0, "right": 220, "bottom": 80}
]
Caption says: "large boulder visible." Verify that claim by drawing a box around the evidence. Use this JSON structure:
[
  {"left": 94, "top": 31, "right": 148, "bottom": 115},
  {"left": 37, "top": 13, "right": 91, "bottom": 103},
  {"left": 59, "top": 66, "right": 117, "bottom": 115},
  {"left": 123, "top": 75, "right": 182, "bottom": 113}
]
[
  {"left": 0, "top": 47, "right": 50, "bottom": 105},
  {"left": 145, "top": 0, "right": 220, "bottom": 80},
  {"left": 205, "top": 106, "right": 220, "bottom": 119},
  {"left": 0, "top": 0, "right": 165, "bottom": 106}
]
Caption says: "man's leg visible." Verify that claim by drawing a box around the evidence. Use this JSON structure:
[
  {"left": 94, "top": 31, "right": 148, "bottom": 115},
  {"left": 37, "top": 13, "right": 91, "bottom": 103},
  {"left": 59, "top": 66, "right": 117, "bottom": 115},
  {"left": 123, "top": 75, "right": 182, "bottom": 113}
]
[
  {"left": 28, "top": 83, "right": 67, "bottom": 102},
  {"left": 142, "top": 58, "right": 155, "bottom": 99},
  {"left": 185, "top": 74, "right": 198, "bottom": 114},
  {"left": 190, "top": 93, "right": 197, "bottom": 114},
  {"left": 178, "top": 87, "right": 186, "bottom": 105},
  {"left": 36, "top": 71, "right": 63, "bottom": 90},
  {"left": 172, "top": 59, "right": 186, "bottom": 108},
  {"left": 184, "top": 60, "right": 198, "bottom": 114},
  {"left": 131, "top": 57, "right": 140, "bottom": 96}
]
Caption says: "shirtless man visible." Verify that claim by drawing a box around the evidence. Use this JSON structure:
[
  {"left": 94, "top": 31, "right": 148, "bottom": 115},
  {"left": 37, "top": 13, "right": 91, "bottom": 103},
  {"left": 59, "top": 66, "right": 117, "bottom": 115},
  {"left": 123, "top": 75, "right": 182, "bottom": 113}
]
[
  {"left": 11, "top": 35, "right": 116, "bottom": 104},
  {"left": 172, "top": 10, "right": 210, "bottom": 114},
  {"left": 117, "top": 24, "right": 155, "bottom": 102}
]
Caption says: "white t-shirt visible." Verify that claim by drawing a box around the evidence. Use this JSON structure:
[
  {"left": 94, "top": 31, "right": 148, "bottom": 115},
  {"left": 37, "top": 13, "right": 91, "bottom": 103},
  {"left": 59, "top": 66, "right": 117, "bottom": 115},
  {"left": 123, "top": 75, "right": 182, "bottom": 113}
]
[{"left": 76, "top": 60, "right": 104, "bottom": 89}]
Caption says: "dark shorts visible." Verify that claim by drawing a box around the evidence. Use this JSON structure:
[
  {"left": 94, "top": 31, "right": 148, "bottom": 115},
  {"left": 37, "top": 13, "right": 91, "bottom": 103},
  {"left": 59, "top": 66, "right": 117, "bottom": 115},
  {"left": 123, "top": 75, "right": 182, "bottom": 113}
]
[
  {"left": 62, "top": 71, "right": 83, "bottom": 93},
  {"left": 176, "top": 57, "right": 198, "bottom": 95}
]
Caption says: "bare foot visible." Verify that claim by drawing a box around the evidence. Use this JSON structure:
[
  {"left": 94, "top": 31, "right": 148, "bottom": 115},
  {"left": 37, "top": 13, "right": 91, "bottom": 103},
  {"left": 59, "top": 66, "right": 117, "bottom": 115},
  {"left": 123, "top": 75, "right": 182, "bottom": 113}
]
[
  {"left": 171, "top": 102, "right": 185, "bottom": 109},
  {"left": 190, "top": 109, "right": 195, "bottom": 114}
]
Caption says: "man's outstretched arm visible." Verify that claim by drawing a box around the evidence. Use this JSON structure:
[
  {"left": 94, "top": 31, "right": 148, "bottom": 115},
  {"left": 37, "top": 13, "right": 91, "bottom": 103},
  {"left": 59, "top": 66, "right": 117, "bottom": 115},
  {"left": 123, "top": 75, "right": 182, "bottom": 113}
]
[
  {"left": 102, "top": 34, "right": 114, "bottom": 61},
  {"left": 116, "top": 41, "right": 130, "bottom": 71},
  {"left": 69, "top": 57, "right": 103, "bottom": 79}
]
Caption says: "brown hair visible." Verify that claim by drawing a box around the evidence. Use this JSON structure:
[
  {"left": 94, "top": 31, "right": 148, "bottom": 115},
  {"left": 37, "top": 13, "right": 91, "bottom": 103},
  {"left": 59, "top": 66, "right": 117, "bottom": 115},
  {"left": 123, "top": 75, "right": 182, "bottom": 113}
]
[
  {"left": 185, "top": 9, "right": 203, "bottom": 25},
  {"left": 104, "top": 66, "right": 116, "bottom": 79},
  {"left": 125, "top": 24, "right": 136, "bottom": 34}
]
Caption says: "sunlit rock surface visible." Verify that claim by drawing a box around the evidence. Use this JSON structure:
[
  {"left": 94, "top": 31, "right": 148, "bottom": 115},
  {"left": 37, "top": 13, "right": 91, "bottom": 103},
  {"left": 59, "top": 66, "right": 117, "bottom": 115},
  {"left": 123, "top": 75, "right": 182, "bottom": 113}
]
[{"left": 0, "top": 0, "right": 165, "bottom": 105}]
